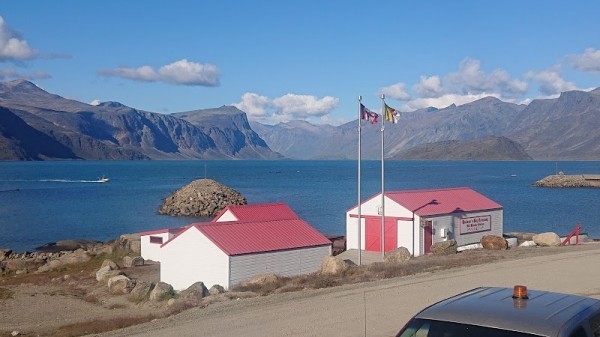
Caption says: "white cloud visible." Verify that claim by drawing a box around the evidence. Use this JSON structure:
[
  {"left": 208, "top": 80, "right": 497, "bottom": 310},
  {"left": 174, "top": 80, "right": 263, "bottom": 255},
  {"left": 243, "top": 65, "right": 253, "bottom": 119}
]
[
  {"left": 98, "top": 59, "right": 220, "bottom": 86},
  {"left": 525, "top": 68, "right": 577, "bottom": 96},
  {"left": 0, "top": 68, "right": 50, "bottom": 80},
  {"left": 379, "top": 83, "right": 411, "bottom": 101},
  {"left": 233, "top": 92, "right": 339, "bottom": 123},
  {"left": 402, "top": 92, "right": 498, "bottom": 111},
  {"left": 0, "top": 16, "right": 36, "bottom": 62},
  {"left": 446, "top": 58, "right": 528, "bottom": 98},
  {"left": 413, "top": 75, "right": 444, "bottom": 98},
  {"left": 233, "top": 92, "right": 271, "bottom": 117},
  {"left": 271, "top": 94, "right": 339, "bottom": 118},
  {"left": 571, "top": 48, "right": 600, "bottom": 73},
  {"left": 90, "top": 99, "right": 101, "bottom": 106}
]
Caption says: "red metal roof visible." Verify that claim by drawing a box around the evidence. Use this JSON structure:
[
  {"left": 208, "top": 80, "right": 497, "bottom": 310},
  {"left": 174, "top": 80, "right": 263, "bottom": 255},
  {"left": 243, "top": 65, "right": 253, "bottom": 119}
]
[
  {"left": 166, "top": 218, "right": 331, "bottom": 256},
  {"left": 385, "top": 187, "right": 502, "bottom": 216},
  {"left": 212, "top": 202, "right": 299, "bottom": 222}
]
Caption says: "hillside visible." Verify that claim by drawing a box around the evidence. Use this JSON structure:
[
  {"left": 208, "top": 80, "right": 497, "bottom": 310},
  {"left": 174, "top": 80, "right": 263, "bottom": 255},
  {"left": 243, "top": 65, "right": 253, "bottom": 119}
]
[
  {"left": 0, "top": 80, "right": 281, "bottom": 160},
  {"left": 391, "top": 136, "right": 532, "bottom": 160}
]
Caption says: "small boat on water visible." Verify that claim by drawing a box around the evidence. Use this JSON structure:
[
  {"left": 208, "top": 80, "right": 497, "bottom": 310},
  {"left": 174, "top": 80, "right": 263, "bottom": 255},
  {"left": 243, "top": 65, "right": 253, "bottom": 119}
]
[{"left": 98, "top": 177, "right": 109, "bottom": 183}]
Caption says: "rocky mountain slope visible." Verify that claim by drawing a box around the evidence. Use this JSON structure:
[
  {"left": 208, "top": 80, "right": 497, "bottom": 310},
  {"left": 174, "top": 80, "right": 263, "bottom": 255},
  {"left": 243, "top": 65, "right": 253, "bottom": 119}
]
[
  {"left": 252, "top": 89, "right": 600, "bottom": 160},
  {"left": 0, "top": 80, "right": 281, "bottom": 160},
  {"left": 391, "top": 136, "right": 532, "bottom": 160}
]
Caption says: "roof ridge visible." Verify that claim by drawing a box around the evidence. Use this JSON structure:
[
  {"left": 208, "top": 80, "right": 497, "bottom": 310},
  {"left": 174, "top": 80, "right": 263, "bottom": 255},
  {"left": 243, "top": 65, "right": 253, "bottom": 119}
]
[
  {"left": 387, "top": 187, "right": 469, "bottom": 194},
  {"left": 199, "top": 218, "right": 303, "bottom": 227}
]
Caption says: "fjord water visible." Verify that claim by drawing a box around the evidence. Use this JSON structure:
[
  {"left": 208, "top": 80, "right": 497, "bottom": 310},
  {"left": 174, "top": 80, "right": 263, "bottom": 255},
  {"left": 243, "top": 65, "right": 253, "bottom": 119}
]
[{"left": 0, "top": 160, "right": 598, "bottom": 252}]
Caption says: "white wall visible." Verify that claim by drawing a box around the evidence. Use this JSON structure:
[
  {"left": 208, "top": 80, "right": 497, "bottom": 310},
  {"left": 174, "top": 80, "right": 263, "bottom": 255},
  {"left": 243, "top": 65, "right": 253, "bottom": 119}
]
[
  {"left": 160, "top": 228, "right": 229, "bottom": 291},
  {"left": 229, "top": 245, "right": 331, "bottom": 289},
  {"left": 214, "top": 210, "right": 237, "bottom": 222},
  {"left": 140, "top": 232, "right": 171, "bottom": 262}
]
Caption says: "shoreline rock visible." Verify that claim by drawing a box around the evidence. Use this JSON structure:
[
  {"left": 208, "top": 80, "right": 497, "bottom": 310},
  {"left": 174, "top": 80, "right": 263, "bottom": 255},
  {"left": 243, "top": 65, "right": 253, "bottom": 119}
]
[{"left": 533, "top": 174, "right": 600, "bottom": 188}]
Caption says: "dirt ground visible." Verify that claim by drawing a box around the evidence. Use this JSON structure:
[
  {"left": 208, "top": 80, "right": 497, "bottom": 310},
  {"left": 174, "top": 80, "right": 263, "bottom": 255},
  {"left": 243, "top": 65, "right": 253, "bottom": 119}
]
[{"left": 2, "top": 244, "right": 600, "bottom": 337}]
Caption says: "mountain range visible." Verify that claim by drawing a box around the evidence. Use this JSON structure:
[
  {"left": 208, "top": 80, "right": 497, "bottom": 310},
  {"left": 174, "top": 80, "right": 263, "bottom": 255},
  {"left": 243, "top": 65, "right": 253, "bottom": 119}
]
[
  {"left": 1, "top": 79, "right": 598, "bottom": 161},
  {"left": 0, "top": 80, "right": 281, "bottom": 160},
  {"left": 252, "top": 88, "right": 600, "bottom": 160}
]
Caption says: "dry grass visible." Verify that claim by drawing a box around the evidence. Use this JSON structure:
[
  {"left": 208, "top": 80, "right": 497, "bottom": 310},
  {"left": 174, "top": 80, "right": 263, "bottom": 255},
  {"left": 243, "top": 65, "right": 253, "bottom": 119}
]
[
  {"left": 50, "top": 315, "right": 158, "bottom": 337},
  {"left": 232, "top": 248, "right": 528, "bottom": 296},
  {"left": 0, "top": 287, "right": 13, "bottom": 300}
]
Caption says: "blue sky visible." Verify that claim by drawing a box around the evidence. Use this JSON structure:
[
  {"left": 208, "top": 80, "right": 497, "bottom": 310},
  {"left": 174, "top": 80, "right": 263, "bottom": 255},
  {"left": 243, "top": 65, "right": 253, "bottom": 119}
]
[{"left": 1, "top": 0, "right": 599, "bottom": 125}]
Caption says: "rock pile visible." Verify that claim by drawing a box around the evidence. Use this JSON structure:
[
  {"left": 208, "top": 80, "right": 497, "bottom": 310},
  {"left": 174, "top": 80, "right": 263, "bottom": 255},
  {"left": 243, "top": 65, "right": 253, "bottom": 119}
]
[
  {"left": 158, "top": 178, "right": 247, "bottom": 217},
  {"left": 533, "top": 174, "right": 598, "bottom": 188}
]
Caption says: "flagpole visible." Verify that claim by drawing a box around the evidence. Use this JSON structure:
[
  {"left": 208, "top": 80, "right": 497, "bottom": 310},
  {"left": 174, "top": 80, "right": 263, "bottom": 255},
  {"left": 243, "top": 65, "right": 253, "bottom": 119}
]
[
  {"left": 380, "top": 94, "right": 385, "bottom": 261},
  {"left": 357, "top": 96, "right": 362, "bottom": 266}
]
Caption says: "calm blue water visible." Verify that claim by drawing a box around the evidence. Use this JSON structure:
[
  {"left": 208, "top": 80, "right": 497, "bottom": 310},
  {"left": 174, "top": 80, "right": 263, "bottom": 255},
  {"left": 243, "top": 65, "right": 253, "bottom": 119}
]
[{"left": 0, "top": 160, "right": 599, "bottom": 252}]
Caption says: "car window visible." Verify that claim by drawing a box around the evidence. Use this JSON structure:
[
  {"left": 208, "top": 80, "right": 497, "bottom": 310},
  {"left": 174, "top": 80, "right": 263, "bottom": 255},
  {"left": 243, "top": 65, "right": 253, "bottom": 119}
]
[
  {"left": 397, "top": 319, "right": 543, "bottom": 337},
  {"left": 569, "top": 326, "right": 586, "bottom": 337}
]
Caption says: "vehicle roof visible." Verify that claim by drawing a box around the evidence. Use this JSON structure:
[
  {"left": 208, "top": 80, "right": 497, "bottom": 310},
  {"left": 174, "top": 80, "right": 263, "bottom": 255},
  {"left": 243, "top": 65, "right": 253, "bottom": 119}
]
[{"left": 415, "top": 287, "right": 600, "bottom": 336}]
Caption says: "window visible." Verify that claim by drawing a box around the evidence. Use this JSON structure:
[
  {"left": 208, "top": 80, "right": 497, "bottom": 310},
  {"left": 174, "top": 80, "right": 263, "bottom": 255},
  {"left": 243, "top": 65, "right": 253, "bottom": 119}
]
[
  {"left": 569, "top": 326, "right": 586, "bottom": 337},
  {"left": 149, "top": 236, "right": 163, "bottom": 244},
  {"left": 396, "top": 319, "right": 543, "bottom": 337}
]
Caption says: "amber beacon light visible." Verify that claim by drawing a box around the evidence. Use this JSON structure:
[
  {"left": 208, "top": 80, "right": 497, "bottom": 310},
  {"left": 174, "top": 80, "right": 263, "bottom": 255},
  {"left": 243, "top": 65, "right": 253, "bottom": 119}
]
[{"left": 512, "top": 285, "right": 529, "bottom": 299}]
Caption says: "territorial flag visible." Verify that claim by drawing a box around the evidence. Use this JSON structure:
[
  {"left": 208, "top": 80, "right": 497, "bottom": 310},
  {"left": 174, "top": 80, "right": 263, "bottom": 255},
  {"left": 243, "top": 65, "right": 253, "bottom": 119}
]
[
  {"left": 384, "top": 104, "right": 399, "bottom": 124},
  {"left": 360, "top": 103, "right": 379, "bottom": 124}
]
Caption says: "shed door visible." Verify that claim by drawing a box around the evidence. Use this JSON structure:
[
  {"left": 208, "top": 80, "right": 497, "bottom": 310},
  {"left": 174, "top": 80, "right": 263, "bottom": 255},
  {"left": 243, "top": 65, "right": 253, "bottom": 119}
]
[
  {"left": 424, "top": 221, "right": 433, "bottom": 254},
  {"left": 365, "top": 218, "right": 397, "bottom": 252}
]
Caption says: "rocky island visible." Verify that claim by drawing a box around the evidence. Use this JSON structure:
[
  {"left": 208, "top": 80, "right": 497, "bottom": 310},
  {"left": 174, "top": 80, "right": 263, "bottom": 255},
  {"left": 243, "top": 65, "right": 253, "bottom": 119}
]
[
  {"left": 533, "top": 173, "right": 600, "bottom": 188},
  {"left": 158, "top": 178, "right": 247, "bottom": 217}
]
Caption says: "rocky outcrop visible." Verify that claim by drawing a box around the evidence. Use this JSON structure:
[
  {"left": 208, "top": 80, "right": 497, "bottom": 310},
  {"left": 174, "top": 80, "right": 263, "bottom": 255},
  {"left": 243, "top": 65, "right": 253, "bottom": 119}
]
[
  {"left": 431, "top": 240, "right": 457, "bottom": 256},
  {"left": 35, "top": 249, "right": 91, "bottom": 273},
  {"left": 384, "top": 247, "right": 411, "bottom": 264},
  {"left": 209, "top": 284, "right": 226, "bottom": 295},
  {"left": 320, "top": 256, "right": 348, "bottom": 275},
  {"left": 481, "top": 235, "right": 508, "bottom": 250},
  {"left": 158, "top": 179, "right": 246, "bottom": 217},
  {"left": 533, "top": 232, "right": 561, "bottom": 247},
  {"left": 533, "top": 174, "right": 599, "bottom": 188}
]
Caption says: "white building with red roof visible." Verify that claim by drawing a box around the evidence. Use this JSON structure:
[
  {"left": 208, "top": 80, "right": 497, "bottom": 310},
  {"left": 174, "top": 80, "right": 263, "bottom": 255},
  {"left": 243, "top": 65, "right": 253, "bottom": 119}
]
[
  {"left": 346, "top": 187, "right": 503, "bottom": 256},
  {"left": 153, "top": 203, "right": 331, "bottom": 290},
  {"left": 138, "top": 226, "right": 188, "bottom": 262}
]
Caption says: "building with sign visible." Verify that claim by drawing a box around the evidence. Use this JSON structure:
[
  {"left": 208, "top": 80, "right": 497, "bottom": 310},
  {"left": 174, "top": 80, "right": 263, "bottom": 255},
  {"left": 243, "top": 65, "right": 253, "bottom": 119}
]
[{"left": 346, "top": 187, "right": 503, "bottom": 256}]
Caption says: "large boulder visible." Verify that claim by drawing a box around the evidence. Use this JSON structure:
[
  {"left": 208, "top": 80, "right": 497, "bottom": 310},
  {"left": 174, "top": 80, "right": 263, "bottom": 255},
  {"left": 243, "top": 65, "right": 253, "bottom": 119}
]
[
  {"left": 430, "top": 240, "right": 457, "bottom": 256},
  {"left": 320, "top": 256, "right": 348, "bottom": 275},
  {"left": 504, "top": 232, "right": 536, "bottom": 244},
  {"left": 123, "top": 256, "right": 144, "bottom": 268},
  {"left": 101, "top": 259, "right": 119, "bottom": 270},
  {"left": 112, "top": 234, "right": 141, "bottom": 254},
  {"left": 128, "top": 281, "right": 154, "bottom": 302},
  {"left": 533, "top": 232, "right": 561, "bottom": 247},
  {"left": 384, "top": 247, "right": 411, "bottom": 264},
  {"left": 150, "top": 282, "right": 175, "bottom": 301},
  {"left": 108, "top": 275, "right": 136, "bottom": 294},
  {"left": 241, "top": 273, "right": 281, "bottom": 288},
  {"left": 178, "top": 282, "right": 208, "bottom": 306},
  {"left": 208, "top": 284, "right": 226, "bottom": 295},
  {"left": 158, "top": 179, "right": 246, "bottom": 217},
  {"left": 481, "top": 235, "right": 508, "bottom": 250}
]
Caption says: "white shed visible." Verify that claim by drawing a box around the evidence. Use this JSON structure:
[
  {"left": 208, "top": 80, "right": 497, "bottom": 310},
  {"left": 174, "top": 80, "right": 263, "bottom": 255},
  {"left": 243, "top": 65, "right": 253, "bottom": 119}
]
[
  {"left": 160, "top": 217, "right": 332, "bottom": 290},
  {"left": 139, "top": 226, "right": 187, "bottom": 262},
  {"left": 346, "top": 187, "right": 503, "bottom": 256}
]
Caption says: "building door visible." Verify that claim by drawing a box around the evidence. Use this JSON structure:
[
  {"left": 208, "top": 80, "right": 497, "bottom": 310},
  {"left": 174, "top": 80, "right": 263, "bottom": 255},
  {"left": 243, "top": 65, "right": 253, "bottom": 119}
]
[
  {"left": 365, "top": 217, "right": 397, "bottom": 252},
  {"left": 424, "top": 220, "right": 433, "bottom": 254}
]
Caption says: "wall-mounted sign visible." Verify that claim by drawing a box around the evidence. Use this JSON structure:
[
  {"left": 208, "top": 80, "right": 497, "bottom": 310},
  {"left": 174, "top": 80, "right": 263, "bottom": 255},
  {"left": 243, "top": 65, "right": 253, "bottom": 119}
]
[{"left": 459, "top": 215, "right": 491, "bottom": 234}]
